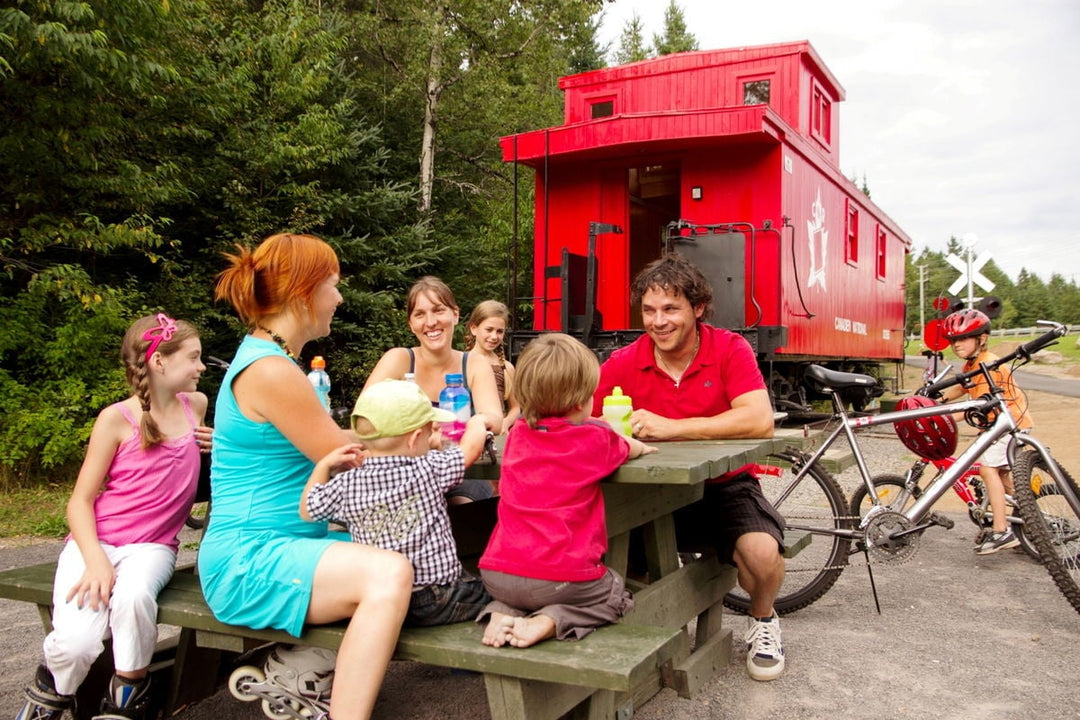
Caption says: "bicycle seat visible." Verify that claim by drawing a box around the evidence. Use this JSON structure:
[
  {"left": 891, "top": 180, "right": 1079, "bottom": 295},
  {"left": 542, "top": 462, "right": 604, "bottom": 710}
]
[{"left": 804, "top": 364, "right": 881, "bottom": 392}]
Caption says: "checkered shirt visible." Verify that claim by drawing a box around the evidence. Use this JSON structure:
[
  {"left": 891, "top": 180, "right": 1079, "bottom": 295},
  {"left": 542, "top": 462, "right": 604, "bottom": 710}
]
[{"left": 305, "top": 447, "right": 466, "bottom": 586}]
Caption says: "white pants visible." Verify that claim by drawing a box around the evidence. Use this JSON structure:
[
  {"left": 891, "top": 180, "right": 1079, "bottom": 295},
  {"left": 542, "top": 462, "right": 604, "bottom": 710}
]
[{"left": 43, "top": 541, "right": 176, "bottom": 695}]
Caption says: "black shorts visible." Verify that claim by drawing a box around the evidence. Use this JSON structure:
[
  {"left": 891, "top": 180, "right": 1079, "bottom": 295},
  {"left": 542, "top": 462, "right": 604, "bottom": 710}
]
[
  {"left": 673, "top": 472, "right": 786, "bottom": 565},
  {"left": 447, "top": 479, "right": 495, "bottom": 502}
]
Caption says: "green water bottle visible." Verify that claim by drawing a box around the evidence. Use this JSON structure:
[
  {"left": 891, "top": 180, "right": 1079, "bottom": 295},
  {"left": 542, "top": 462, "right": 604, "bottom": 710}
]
[{"left": 602, "top": 386, "right": 633, "bottom": 437}]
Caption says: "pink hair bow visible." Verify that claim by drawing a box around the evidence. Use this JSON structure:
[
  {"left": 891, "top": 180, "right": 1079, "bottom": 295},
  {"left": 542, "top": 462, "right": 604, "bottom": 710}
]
[{"left": 143, "top": 313, "right": 178, "bottom": 361}]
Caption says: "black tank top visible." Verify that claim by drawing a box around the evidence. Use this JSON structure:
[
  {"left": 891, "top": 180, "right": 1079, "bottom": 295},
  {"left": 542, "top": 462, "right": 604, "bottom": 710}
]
[{"left": 406, "top": 348, "right": 473, "bottom": 412}]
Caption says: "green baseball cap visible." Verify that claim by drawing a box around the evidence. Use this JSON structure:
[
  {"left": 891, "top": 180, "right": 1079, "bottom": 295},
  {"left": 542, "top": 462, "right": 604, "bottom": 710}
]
[{"left": 351, "top": 379, "right": 455, "bottom": 440}]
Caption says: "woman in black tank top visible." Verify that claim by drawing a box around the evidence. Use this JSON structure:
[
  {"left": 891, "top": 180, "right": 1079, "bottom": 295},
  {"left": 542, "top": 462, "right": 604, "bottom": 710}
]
[{"left": 362, "top": 278, "right": 503, "bottom": 505}]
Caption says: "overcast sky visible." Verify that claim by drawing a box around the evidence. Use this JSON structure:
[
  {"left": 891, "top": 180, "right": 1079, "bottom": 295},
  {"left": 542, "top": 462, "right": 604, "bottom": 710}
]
[{"left": 595, "top": 0, "right": 1080, "bottom": 289}]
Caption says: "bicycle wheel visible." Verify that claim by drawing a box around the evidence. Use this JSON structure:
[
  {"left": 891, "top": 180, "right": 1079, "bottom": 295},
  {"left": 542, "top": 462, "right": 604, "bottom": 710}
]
[
  {"left": 1011, "top": 449, "right": 1080, "bottom": 613},
  {"left": 849, "top": 473, "right": 922, "bottom": 517},
  {"left": 723, "top": 450, "right": 852, "bottom": 615}
]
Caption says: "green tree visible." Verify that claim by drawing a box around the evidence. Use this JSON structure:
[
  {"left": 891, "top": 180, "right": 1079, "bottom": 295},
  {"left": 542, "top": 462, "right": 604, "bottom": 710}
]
[
  {"left": 1013, "top": 269, "right": 1053, "bottom": 327},
  {"left": 353, "top": 0, "right": 603, "bottom": 214},
  {"left": 652, "top": 0, "right": 697, "bottom": 56},
  {"left": 0, "top": 0, "right": 214, "bottom": 483},
  {"left": 346, "top": 0, "right": 604, "bottom": 334},
  {"left": 613, "top": 11, "right": 650, "bottom": 64},
  {"left": 567, "top": 8, "right": 608, "bottom": 73}
]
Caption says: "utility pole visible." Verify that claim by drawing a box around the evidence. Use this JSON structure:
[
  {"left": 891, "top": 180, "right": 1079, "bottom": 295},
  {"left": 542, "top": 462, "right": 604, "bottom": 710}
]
[{"left": 916, "top": 263, "right": 927, "bottom": 330}]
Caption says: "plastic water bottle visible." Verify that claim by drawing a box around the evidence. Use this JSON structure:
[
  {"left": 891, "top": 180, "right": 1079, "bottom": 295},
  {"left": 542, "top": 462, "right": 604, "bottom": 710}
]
[
  {"left": 307, "top": 356, "right": 331, "bottom": 412},
  {"left": 438, "top": 373, "right": 471, "bottom": 443},
  {"left": 602, "top": 386, "right": 634, "bottom": 437}
]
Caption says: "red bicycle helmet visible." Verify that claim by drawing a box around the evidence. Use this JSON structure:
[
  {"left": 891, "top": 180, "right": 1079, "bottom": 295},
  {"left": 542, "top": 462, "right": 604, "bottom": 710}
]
[
  {"left": 892, "top": 395, "right": 958, "bottom": 461},
  {"left": 942, "top": 308, "right": 991, "bottom": 341}
]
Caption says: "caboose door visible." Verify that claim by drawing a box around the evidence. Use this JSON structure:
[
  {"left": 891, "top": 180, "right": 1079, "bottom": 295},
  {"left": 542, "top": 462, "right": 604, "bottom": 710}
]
[{"left": 666, "top": 229, "right": 747, "bottom": 330}]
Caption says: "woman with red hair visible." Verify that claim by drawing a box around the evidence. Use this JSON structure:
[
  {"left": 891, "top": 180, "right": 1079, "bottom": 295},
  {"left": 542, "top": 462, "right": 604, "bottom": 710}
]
[{"left": 200, "top": 233, "right": 412, "bottom": 720}]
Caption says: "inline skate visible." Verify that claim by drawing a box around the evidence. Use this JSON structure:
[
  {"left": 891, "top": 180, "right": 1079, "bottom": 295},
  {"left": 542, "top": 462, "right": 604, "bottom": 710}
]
[
  {"left": 15, "top": 665, "right": 72, "bottom": 720},
  {"left": 92, "top": 674, "right": 152, "bottom": 720},
  {"left": 228, "top": 644, "right": 335, "bottom": 720}
]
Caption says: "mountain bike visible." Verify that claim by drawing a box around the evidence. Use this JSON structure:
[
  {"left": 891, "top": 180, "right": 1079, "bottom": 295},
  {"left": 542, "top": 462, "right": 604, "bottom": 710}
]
[
  {"left": 723, "top": 321, "right": 1073, "bottom": 615},
  {"left": 849, "top": 359, "right": 1045, "bottom": 560}
]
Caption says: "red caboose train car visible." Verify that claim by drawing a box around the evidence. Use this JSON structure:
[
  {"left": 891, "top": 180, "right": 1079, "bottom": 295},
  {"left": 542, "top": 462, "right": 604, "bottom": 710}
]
[{"left": 500, "top": 40, "right": 911, "bottom": 411}]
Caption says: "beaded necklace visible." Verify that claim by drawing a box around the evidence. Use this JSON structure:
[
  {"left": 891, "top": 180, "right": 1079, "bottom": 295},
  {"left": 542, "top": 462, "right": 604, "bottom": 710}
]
[{"left": 258, "top": 326, "right": 297, "bottom": 362}]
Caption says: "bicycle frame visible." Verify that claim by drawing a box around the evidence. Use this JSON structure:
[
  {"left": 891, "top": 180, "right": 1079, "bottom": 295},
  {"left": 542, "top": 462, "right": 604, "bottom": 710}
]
[
  {"left": 776, "top": 394, "right": 1006, "bottom": 539},
  {"left": 923, "top": 456, "right": 980, "bottom": 508}
]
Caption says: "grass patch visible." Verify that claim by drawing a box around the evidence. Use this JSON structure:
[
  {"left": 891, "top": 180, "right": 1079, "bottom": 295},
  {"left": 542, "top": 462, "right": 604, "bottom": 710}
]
[
  {"left": 990, "top": 334, "right": 1080, "bottom": 363},
  {"left": 0, "top": 482, "right": 72, "bottom": 539}
]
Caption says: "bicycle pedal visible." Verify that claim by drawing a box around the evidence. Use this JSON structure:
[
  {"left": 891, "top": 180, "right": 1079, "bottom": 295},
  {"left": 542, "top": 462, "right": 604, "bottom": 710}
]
[{"left": 928, "top": 512, "right": 955, "bottom": 530}]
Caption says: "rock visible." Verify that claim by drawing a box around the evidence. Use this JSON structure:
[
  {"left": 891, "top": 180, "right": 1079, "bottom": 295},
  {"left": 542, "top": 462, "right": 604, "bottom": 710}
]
[{"left": 1033, "top": 350, "right": 1064, "bottom": 365}]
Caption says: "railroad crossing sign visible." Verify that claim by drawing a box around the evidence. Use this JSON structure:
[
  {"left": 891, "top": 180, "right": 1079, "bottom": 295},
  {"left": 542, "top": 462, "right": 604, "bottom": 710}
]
[{"left": 946, "top": 234, "right": 995, "bottom": 298}]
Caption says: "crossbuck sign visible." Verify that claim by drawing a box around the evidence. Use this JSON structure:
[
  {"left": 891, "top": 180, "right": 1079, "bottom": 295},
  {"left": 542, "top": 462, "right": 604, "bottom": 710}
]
[{"left": 946, "top": 235, "right": 995, "bottom": 299}]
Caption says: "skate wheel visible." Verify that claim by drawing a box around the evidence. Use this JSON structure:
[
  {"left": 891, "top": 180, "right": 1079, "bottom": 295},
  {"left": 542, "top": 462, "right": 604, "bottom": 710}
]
[
  {"left": 262, "top": 696, "right": 307, "bottom": 720},
  {"left": 228, "top": 665, "right": 266, "bottom": 702}
]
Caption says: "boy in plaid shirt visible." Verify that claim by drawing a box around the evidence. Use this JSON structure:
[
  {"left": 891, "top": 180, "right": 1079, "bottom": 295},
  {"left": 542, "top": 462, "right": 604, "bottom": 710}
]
[{"left": 301, "top": 379, "right": 491, "bottom": 625}]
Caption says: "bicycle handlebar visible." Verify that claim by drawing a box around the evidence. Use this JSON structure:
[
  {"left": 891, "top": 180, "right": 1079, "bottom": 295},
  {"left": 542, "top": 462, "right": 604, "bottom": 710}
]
[{"left": 918, "top": 320, "right": 1068, "bottom": 398}]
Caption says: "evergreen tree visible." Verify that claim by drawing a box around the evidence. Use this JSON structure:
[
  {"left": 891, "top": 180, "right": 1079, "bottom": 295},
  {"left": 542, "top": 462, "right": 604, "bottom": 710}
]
[
  {"left": 613, "top": 11, "right": 650, "bottom": 64},
  {"left": 652, "top": 0, "right": 698, "bottom": 56},
  {"left": 567, "top": 8, "right": 609, "bottom": 73},
  {"left": 1013, "top": 269, "right": 1053, "bottom": 327}
]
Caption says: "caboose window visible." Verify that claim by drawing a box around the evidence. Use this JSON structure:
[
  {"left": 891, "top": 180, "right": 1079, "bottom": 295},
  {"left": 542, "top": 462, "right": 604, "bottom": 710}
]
[
  {"left": 590, "top": 100, "right": 614, "bottom": 119},
  {"left": 743, "top": 80, "right": 770, "bottom": 106},
  {"left": 875, "top": 225, "right": 887, "bottom": 279},
  {"left": 845, "top": 199, "right": 859, "bottom": 266},
  {"left": 811, "top": 83, "right": 831, "bottom": 146}
]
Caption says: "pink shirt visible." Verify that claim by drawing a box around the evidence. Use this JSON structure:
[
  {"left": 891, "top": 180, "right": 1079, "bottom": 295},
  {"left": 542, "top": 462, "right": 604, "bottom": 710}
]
[
  {"left": 479, "top": 418, "right": 630, "bottom": 582},
  {"left": 89, "top": 395, "right": 200, "bottom": 551}
]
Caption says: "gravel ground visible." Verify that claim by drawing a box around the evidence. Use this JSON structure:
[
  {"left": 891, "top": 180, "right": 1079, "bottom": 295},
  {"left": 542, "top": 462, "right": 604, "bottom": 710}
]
[{"left": 3, "top": 434, "right": 1077, "bottom": 720}]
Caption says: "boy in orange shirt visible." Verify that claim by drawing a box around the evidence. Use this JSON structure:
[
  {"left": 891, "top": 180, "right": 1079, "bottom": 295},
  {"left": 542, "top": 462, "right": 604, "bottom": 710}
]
[{"left": 941, "top": 308, "right": 1033, "bottom": 555}]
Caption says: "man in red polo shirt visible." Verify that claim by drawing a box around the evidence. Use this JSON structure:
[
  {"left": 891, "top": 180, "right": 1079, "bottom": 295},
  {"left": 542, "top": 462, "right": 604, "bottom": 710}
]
[{"left": 592, "top": 252, "right": 786, "bottom": 682}]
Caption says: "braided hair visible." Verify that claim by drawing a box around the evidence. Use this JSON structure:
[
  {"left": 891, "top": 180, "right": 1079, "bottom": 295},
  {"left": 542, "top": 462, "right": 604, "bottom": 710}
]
[{"left": 120, "top": 314, "right": 199, "bottom": 449}]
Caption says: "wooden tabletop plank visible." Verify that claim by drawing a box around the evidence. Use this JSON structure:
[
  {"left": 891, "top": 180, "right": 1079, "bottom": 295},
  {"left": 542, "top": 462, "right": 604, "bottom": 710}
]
[{"left": 469, "top": 431, "right": 818, "bottom": 487}]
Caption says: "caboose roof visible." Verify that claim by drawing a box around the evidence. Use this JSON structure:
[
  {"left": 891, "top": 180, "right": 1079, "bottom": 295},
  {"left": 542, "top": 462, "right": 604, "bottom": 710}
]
[
  {"left": 501, "top": 40, "right": 845, "bottom": 166},
  {"left": 559, "top": 40, "right": 844, "bottom": 100}
]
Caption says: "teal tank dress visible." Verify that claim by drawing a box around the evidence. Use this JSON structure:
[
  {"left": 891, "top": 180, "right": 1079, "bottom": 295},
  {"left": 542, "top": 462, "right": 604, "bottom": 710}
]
[{"left": 198, "top": 336, "right": 345, "bottom": 636}]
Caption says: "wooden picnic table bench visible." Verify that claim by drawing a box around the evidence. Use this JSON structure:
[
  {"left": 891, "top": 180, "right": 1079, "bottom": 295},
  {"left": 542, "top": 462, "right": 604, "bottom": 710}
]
[{"left": 0, "top": 428, "right": 815, "bottom": 720}]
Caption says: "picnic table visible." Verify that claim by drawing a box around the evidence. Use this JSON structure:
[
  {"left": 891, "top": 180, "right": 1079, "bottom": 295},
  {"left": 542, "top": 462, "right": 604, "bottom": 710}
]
[{"left": 0, "top": 428, "right": 814, "bottom": 720}]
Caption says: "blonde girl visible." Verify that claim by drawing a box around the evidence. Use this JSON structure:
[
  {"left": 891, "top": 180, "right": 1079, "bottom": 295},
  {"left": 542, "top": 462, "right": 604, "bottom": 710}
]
[
  {"left": 465, "top": 300, "right": 521, "bottom": 433},
  {"left": 18, "top": 314, "right": 211, "bottom": 720}
]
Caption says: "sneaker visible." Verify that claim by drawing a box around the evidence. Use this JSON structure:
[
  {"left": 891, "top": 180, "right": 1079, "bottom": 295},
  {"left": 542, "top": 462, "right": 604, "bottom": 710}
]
[
  {"left": 16, "top": 664, "right": 72, "bottom": 720},
  {"left": 745, "top": 614, "right": 785, "bottom": 681},
  {"left": 975, "top": 529, "right": 1020, "bottom": 555}
]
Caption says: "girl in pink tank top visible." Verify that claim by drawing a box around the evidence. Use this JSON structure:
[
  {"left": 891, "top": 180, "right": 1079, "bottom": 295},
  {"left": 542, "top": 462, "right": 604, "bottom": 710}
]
[{"left": 17, "top": 314, "right": 212, "bottom": 720}]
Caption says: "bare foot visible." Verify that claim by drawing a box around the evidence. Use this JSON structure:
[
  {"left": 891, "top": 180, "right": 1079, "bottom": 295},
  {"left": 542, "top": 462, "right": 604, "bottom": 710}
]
[
  {"left": 507, "top": 615, "right": 556, "bottom": 648},
  {"left": 482, "top": 612, "right": 515, "bottom": 647}
]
